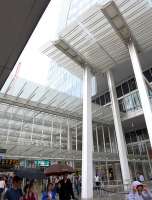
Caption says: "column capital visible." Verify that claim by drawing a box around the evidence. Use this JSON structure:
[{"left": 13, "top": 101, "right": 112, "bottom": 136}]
[{"left": 82, "top": 63, "right": 96, "bottom": 76}]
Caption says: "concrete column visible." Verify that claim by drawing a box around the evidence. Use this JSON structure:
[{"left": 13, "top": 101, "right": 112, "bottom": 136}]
[
  {"left": 59, "top": 123, "right": 62, "bottom": 151},
  {"left": 96, "top": 126, "right": 100, "bottom": 153},
  {"left": 67, "top": 119, "right": 72, "bottom": 151},
  {"left": 128, "top": 40, "right": 152, "bottom": 147},
  {"left": 107, "top": 70, "right": 131, "bottom": 185},
  {"left": 50, "top": 120, "right": 53, "bottom": 148},
  {"left": 75, "top": 125, "right": 78, "bottom": 151},
  {"left": 108, "top": 127, "right": 112, "bottom": 153},
  {"left": 82, "top": 66, "right": 93, "bottom": 200},
  {"left": 102, "top": 126, "right": 106, "bottom": 153}
]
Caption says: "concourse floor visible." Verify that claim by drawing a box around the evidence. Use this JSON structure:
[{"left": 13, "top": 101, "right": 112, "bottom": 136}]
[{"left": 68, "top": 192, "right": 128, "bottom": 200}]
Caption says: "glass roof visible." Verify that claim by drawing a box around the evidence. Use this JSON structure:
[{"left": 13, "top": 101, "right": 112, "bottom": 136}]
[{"left": 0, "top": 0, "right": 113, "bottom": 159}]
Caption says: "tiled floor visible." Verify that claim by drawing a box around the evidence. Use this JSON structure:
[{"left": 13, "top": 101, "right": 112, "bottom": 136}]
[{"left": 73, "top": 193, "right": 128, "bottom": 200}]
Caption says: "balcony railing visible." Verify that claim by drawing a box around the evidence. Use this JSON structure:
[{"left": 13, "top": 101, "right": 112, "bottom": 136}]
[{"left": 118, "top": 90, "right": 142, "bottom": 113}]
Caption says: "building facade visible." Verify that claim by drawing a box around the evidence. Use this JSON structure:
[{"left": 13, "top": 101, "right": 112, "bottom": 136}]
[{"left": 42, "top": 0, "right": 152, "bottom": 199}]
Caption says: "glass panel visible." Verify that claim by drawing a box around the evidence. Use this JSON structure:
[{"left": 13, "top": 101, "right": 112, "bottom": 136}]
[
  {"left": 116, "top": 85, "right": 123, "bottom": 98},
  {"left": 105, "top": 92, "right": 110, "bottom": 103},
  {"left": 119, "top": 99, "right": 126, "bottom": 112},
  {"left": 77, "top": 127, "right": 82, "bottom": 151},
  {"left": 141, "top": 128, "right": 149, "bottom": 140},
  {"left": 143, "top": 69, "right": 152, "bottom": 82},
  {"left": 133, "top": 145, "right": 140, "bottom": 155},
  {"left": 100, "top": 95, "right": 105, "bottom": 106},
  {"left": 95, "top": 97, "right": 100, "bottom": 105},
  {"left": 127, "top": 146, "right": 133, "bottom": 155},
  {"left": 92, "top": 99, "right": 96, "bottom": 103},
  {"left": 136, "top": 129, "right": 142, "bottom": 137},
  {"left": 128, "top": 78, "right": 137, "bottom": 91},
  {"left": 97, "top": 127, "right": 104, "bottom": 152},
  {"left": 130, "top": 131, "right": 137, "bottom": 142},
  {"left": 125, "top": 133, "right": 131, "bottom": 144},
  {"left": 124, "top": 95, "right": 134, "bottom": 112},
  {"left": 131, "top": 91, "right": 142, "bottom": 110},
  {"left": 104, "top": 127, "right": 110, "bottom": 152},
  {"left": 93, "top": 129, "right": 97, "bottom": 152},
  {"left": 122, "top": 82, "right": 129, "bottom": 95}
]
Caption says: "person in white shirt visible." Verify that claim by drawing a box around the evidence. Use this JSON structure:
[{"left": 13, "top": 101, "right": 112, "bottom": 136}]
[
  {"left": 139, "top": 174, "right": 145, "bottom": 183},
  {"left": 137, "top": 173, "right": 145, "bottom": 183},
  {"left": 94, "top": 174, "right": 100, "bottom": 190},
  {"left": 0, "top": 177, "right": 5, "bottom": 198}
]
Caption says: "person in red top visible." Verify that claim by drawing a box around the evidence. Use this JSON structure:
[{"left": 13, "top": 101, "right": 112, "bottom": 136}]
[{"left": 22, "top": 183, "right": 37, "bottom": 200}]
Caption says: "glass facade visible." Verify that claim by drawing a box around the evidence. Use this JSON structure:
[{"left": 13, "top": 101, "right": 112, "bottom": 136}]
[
  {"left": 125, "top": 128, "right": 152, "bottom": 179},
  {"left": 0, "top": 0, "right": 152, "bottom": 187},
  {"left": 92, "top": 67, "right": 152, "bottom": 113},
  {"left": 66, "top": 0, "right": 105, "bottom": 25},
  {"left": 47, "top": 61, "right": 83, "bottom": 97}
]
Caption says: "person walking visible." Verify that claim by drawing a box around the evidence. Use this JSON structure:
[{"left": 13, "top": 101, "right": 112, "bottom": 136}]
[
  {"left": 74, "top": 174, "right": 81, "bottom": 196},
  {"left": 42, "top": 183, "right": 56, "bottom": 200},
  {"left": 0, "top": 177, "right": 5, "bottom": 198},
  {"left": 137, "top": 173, "right": 145, "bottom": 183},
  {"left": 22, "top": 182, "right": 38, "bottom": 200},
  {"left": 58, "top": 173, "right": 75, "bottom": 200},
  {"left": 94, "top": 174, "right": 100, "bottom": 190},
  {"left": 128, "top": 181, "right": 152, "bottom": 200},
  {"left": 3, "top": 176, "right": 23, "bottom": 200}
]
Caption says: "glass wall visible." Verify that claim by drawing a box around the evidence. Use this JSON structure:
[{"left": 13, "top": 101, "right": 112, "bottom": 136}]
[
  {"left": 93, "top": 125, "right": 118, "bottom": 154},
  {"left": 92, "top": 66, "right": 152, "bottom": 113},
  {"left": 125, "top": 128, "right": 152, "bottom": 179},
  {"left": 48, "top": 61, "right": 96, "bottom": 97},
  {"left": 66, "top": 0, "right": 101, "bottom": 25}
]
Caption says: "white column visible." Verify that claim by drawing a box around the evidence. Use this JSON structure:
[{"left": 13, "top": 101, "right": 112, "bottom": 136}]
[
  {"left": 107, "top": 70, "right": 131, "bottom": 185},
  {"left": 96, "top": 126, "right": 100, "bottom": 153},
  {"left": 76, "top": 125, "right": 78, "bottom": 151},
  {"left": 59, "top": 123, "right": 62, "bottom": 151},
  {"left": 102, "top": 126, "right": 106, "bottom": 153},
  {"left": 50, "top": 120, "right": 53, "bottom": 148},
  {"left": 82, "top": 66, "right": 93, "bottom": 200},
  {"left": 128, "top": 40, "right": 152, "bottom": 147},
  {"left": 108, "top": 127, "right": 112, "bottom": 153},
  {"left": 67, "top": 119, "right": 72, "bottom": 151}
]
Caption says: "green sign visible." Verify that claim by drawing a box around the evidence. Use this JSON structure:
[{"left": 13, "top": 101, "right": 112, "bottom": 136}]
[{"left": 34, "top": 160, "right": 50, "bottom": 167}]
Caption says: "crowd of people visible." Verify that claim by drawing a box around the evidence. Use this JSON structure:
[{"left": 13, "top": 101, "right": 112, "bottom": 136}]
[
  {"left": 0, "top": 172, "right": 80, "bottom": 200},
  {"left": 0, "top": 175, "right": 38, "bottom": 200},
  {"left": 1, "top": 170, "right": 152, "bottom": 200}
]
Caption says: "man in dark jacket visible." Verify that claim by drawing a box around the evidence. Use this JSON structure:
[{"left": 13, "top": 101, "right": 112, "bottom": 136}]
[
  {"left": 4, "top": 176, "right": 23, "bottom": 200},
  {"left": 59, "top": 173, "right": 75, "bottom": 200}
]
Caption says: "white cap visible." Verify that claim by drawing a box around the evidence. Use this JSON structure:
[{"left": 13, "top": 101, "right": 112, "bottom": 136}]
[{"left": 132, "top": 181, "right": 143, "bottom": 189}]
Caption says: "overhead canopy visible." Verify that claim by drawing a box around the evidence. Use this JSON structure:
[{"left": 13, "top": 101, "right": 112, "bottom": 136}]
[
  {"left": 42, "top": 0, "right": 152, "bottom": 77},
  {"left": 0, "top": 76, "right": 113, "bottom": 159},
  {"left": 0, "top": 0, "right": 51, "bottom": 89}
]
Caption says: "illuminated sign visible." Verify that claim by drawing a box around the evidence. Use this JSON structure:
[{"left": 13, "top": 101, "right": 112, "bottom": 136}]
[
  {"left": 0, "top": 159, "right": 19, "bottom": 169},
  {"left": 34, "top": 160, "right": 50, "bottom": 167}
]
